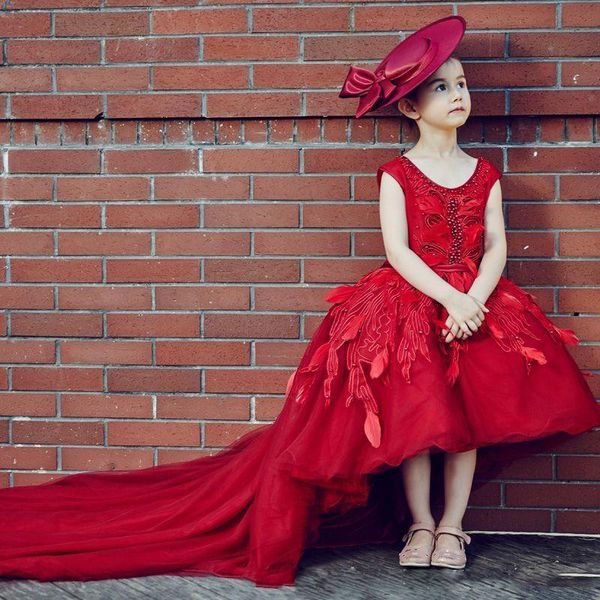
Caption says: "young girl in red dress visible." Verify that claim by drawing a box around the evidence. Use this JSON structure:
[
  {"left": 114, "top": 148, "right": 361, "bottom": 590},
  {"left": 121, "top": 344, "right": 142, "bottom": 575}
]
[{"left": 0, "top": 16, "right": 597, "bottom": 587}]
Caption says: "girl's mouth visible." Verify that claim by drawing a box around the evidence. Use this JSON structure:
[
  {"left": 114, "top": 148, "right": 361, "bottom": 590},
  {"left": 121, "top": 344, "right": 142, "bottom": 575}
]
[{"left": 450, "top": 107, "right": 465, "bottom": 113}]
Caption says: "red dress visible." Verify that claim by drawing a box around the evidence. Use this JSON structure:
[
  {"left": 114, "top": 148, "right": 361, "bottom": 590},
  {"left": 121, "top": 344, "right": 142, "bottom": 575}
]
[{"left": 0, "top": 155, "right": 597, "bottom": 587}]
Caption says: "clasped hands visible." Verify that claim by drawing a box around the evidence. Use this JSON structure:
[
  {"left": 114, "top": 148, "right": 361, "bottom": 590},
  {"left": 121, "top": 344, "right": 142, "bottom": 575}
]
[{"left": 440, "top": 291, "right": 489, "bottom": 344}]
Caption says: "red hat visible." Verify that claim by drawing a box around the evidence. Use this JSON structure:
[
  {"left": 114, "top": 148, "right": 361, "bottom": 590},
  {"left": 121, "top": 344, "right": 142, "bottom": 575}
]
[{"left": 339, "top": 16, "right": 467, "bottom": 118}]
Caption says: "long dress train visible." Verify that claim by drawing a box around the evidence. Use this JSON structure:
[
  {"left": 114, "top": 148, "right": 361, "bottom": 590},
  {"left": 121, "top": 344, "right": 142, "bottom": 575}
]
[{"left": 0, "top": 154, "right": 597, "bottom": 587}]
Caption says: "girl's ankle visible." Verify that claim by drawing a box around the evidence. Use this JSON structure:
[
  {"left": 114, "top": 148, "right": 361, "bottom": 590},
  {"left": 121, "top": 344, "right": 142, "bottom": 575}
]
[{"left": 437, "top": 521, "right": 463, "bottom": 529}]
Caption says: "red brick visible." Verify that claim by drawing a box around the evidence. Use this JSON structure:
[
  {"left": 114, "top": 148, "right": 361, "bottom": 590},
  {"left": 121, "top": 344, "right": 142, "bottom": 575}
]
[
  {"left": 155, "top": 341, "right": 250, "bottom": 366},
  {"left": 11, "top": 258, "right": 102, "bottom": 282},
  {"left": 204, "top": 35, "right": 298, "bottom": 61},
  {"left": 152, "top": 8, "right": 246, "bottom": 34},
  {"left": 459, "top": 3, "right": 555, "bottom": 28},
  {"left": 9, "top": 204, "right": 101, "bottom": 228},
  {"left": 506, "top": 482, "right": 600, "bottom": 508},
  {"left": 11, "top": 311, "right": 102, "bottom": 337},
  {"left": 204, "top": 312, "right": 298, "bottom": 338},
  {"left": 58, "top": 231, "right": 150, "bottom": 256},
  {"left": 559, "top": 232, "right": 600, "bottom": 257},
  {"left": 0, "top": 392, "right": 55, "bottom": 416},
  {"left": 61, "top": 340, "right": 152, "bottom": 365},
  {"left": 12, "top": 420, "right": 104, "bottom": 445},
  {"left": 107, "top": 313, "right": 199, "bottom": 338},
  {"left": 562, "top": 2, "right": 600, "bottom": 27},
  {"left": 61, "top": 393, "right": 152, "bottom": 418},
  {"left": 59, "top": 286, "right": 152, "bottom": 311},
  {"left": 254, "top": 7, "right": 350, "bottom": 32},
  {"left": 204, "top": 422, "right": 264, "bottom": 447},
  {"left": 107, "top": 93, "right": 201, "bottom": 118},
  {"left": 106, "top": 258, "right": 200, "bottom": 282},
  {"left": 153, "top": 65, "right": 247, "bottom": 91},
  {"left": 510, "top": 32, "right": 600, "bottom": 57},
  {"left": 0, "top": 67, "right": 52, "bottom": 92},
  {"left": 556, "top": 455, "right": 600, "bottom": 481},
  {"left": 155, "top": 231, "right": 249, "bottom": 256},
  {"left": 156, "top": 395, "right": 250, "bottom": 420},
  {"left": 105, "top": 37, "right": 198, "bottom": 63},
  {"left": 57, "top": 67, "right": 149, "bottom": 91},
  {"left": 105, "top": 204, "right": 199, "bottom": 228},
  {"left": 7, "top": 39, "right": 100, "bottom": 65},
  {"left": 0, "top": 445, "right": 56, "bottom": 470},
  {"left": 107, "top": 368, "right": 200, "bottom": 393},
  {"left": 9, "top": 149, "right": 100, "bottom": 174},
  {"left": 62, "top": 447, "right": 154, "bottom": 471},
  {"left": 507, "top": 258, "right": 599, "bottom": 286},
  {"left": 107, "top": 420, "right": 200, "bottom": 446},
  {"left": 55, "top": 10, "right": 148, "bottom": 36}
]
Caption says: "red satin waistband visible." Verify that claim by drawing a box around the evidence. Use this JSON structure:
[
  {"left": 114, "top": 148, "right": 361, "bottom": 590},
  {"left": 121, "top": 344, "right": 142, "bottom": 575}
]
[
  {"left": 380, "top": 259, "right": 469, "bottom": 272},
  {"left": 432, "top": 262, "right": 470, "bottom": 272}
]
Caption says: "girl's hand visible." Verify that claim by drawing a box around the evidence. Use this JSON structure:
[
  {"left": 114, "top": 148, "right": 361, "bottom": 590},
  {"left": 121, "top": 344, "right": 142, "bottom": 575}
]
[
  {"left": 441, "top": 293, "right": 489, "bottom": 343},
  {"left": 440, "top": 315, "right": 459, "bottom": 343},
  {"left": 441, "top": 316, "right": 470, "bottom": 343}
]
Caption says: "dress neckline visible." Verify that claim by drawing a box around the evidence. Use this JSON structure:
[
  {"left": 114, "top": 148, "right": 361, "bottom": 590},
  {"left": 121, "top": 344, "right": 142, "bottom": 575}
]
[{"left": 399, "top": 154, "right": 483, "bottom": 191}]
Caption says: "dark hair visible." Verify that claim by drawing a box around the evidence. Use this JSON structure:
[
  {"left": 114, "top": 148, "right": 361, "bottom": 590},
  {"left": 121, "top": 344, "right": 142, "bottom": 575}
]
[{"left": 400, "top": 53, "right": 461, "bottom": 134}]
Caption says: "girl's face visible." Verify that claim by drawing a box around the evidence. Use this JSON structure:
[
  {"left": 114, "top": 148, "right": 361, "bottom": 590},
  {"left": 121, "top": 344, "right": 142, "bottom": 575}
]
[{"left": 398, "top": 58, "right": 471, "bottom": 132}]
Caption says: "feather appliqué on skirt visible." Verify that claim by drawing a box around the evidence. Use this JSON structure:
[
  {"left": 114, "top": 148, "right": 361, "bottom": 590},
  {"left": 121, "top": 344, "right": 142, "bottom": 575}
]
[{"left": 288, "top": 267, "right": 436, "bottom": 449}]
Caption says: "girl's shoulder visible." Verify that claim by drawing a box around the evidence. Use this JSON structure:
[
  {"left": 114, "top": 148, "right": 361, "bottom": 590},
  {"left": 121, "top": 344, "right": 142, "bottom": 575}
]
[
  {"left": 376, "top": 155, "right": 407, "bottom": 192},
  {"left": 484, "top": 157, "right": 503, "bottom": 184},
  {"left": 477, "top": 157, "right": 503, "bottom": 199}
]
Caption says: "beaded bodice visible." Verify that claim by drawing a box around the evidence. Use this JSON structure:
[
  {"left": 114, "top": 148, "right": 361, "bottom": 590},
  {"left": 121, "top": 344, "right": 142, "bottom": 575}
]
[{"left": 376, "top": 154, "right": 502, "bottom": 281}]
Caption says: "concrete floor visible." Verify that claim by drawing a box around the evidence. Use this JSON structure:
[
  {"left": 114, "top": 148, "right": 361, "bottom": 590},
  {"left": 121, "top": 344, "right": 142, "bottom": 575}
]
[{"left": 0, "top": 532, "right": 598, "bottom": 600}]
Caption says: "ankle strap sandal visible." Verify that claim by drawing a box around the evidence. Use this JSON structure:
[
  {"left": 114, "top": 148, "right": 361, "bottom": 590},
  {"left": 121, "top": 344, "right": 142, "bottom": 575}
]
[
  {"left": 399, "top": 522, "right": 436, "bottom": 567},
  {"left": 430, "top": 525, "right": 471, "bottom": 569}
]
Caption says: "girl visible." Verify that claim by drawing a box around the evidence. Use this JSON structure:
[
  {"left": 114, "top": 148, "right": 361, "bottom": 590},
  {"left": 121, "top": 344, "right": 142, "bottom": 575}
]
[
  {"left": 0, "top": 15, "right": 597, "bottom": 587},
  {"left": 380, "top": 51, "right": 497, "bottom": 570}
]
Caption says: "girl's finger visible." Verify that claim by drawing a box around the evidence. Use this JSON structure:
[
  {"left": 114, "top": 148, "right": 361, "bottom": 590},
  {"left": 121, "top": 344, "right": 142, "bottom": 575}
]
[{"left": 471, "top": 295, "right": 490, "bottom": 312}]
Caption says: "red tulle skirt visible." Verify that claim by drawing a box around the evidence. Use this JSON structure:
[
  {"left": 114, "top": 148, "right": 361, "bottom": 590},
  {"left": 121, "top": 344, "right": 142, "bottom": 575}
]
[{"left": 0, "top": 262, "right": 598, "bottom": 587}]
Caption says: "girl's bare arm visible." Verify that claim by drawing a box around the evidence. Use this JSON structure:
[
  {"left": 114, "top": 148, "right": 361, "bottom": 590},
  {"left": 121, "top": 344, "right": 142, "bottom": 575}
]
[{"left": 466, "top": 179, "right": 507, "bottom": 304}]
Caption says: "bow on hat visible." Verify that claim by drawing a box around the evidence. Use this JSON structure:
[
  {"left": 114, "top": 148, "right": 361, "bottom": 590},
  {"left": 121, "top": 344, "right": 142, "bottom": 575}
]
[{"left": 339, "top": 38, "right": 437, "bottom": 118}]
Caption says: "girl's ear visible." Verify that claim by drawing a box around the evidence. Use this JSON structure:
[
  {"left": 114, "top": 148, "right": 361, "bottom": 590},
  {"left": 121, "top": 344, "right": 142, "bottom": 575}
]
[
  {"left": 397, "top": 98, "right": 419, "bottom": 122},
  {"left": 397, "top": 98, "right": 410, "bottom": 117}
]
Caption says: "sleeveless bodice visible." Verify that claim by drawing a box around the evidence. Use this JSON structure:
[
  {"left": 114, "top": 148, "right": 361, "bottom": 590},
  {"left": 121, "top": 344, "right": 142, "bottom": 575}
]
[{"left": 376, "top": 154, "right": 502, "bottom": 283}]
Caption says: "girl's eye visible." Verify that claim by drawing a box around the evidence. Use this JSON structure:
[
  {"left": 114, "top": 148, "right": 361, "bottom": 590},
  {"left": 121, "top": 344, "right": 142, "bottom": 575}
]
[{"left": 435, "top": 81, "right": 467, "bottom": 91}]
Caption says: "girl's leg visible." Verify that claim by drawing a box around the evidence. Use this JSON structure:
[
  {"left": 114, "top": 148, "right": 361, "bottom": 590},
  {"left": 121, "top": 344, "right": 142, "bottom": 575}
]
[
  {"left": 436, "top": 449, "right": 477, "bottom": 551},
  {"left": 400, "top": 450, "right": 436, "bottom": 548}
]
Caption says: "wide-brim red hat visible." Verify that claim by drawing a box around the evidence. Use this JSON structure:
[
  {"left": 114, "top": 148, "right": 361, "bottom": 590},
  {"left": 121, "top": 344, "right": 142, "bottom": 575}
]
[{"left": 339, "top": 16, "right": 467, "bottom": 118}]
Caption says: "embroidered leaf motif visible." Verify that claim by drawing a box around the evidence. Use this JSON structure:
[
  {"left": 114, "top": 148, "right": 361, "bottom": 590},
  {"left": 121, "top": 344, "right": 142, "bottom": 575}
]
[
  {"left": 555, "top": 327, "right": 579, "bottom": 345},
  {"left": 364, "top": 410, "right": 381, "bottom": 448}
]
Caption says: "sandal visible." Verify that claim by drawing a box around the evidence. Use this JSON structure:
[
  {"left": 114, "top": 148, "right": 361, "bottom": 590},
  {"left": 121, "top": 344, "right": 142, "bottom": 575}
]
[
  {"left": 430, "top": 525, "right": 471, "bottom": 569},
  {"left": 399, "top": 522, "right": 436, "bottom": 567}
]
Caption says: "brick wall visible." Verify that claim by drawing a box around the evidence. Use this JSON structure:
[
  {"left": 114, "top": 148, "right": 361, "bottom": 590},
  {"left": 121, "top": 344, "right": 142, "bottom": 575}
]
[{"left": 0, "top": 2, "right": 598, "bottom": 533}]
